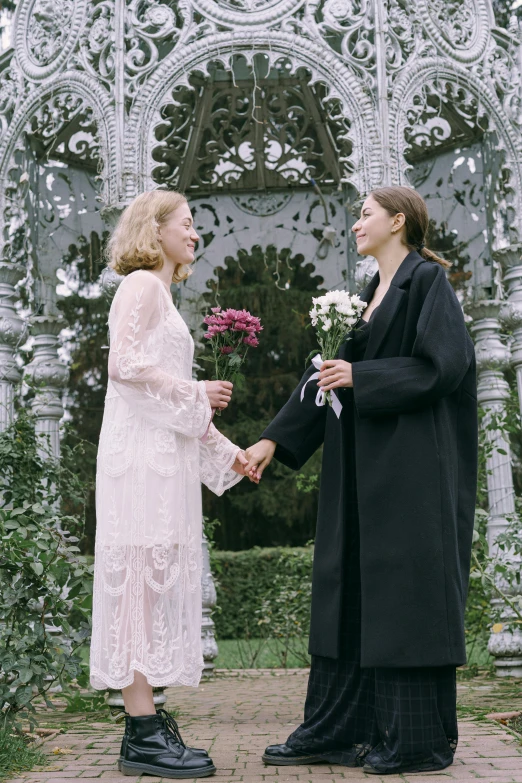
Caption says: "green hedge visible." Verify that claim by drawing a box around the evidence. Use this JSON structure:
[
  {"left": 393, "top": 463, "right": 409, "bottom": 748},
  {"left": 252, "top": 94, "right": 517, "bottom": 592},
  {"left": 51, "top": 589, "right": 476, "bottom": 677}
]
[{"left": 210, "top": 547, "right": 313, "bottom": 639}]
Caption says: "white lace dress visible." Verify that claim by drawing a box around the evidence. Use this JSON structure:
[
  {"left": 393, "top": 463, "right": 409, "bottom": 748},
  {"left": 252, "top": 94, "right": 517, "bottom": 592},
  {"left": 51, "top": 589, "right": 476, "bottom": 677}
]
[{"left": 90, "top": 269, "right": 242, "bottom": 690}]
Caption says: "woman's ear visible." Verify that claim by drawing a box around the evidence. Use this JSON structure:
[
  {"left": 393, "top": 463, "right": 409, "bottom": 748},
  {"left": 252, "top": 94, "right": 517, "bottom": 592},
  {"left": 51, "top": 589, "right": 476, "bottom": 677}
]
[{"left": 392, "top": 212, "right": 406, "bottom": 234}]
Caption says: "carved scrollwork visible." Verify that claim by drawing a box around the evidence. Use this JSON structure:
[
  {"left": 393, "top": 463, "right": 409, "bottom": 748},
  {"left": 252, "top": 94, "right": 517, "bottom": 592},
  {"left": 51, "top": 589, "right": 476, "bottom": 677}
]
[
  {"left": 232, "top": 192, "right": 293, "bottom": 215},
  {"left": 386, "top": 0, "right": 416, "bottom": 72},
  {"left": 151, "top": 64, "right": 353, "bottom": 193},
  {"left": 124, "top": 0, "right": 189, "bottom": 98},
  {"left": 192, "top": 0, "right": 305, "bottom": 28},
  {"left": 0, "top": 62, "right": 25, "bottom": 138},
  {"left": 27, "top": 93, "right": 101, "bottom": 167},
  {"left": 305, "top": 0, "right": 375, "bottom": 86},
  {"left": 15, "top": 0, "right": 88, "bottom": 80},
  {"left": 415, "top": 0, "right": 491, "bottom": 64},
  {"left": 78, "top": 0, "right": 115, "bottom": 89},
  {"left": 487, "top": 33, "right": 522, "bottom": 128}
]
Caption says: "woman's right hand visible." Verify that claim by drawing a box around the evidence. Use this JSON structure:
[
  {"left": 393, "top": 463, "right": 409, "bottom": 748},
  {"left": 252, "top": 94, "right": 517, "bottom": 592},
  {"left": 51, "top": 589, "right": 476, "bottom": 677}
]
[{"left": 204, "top": 380, "right": 233, "bottom": 410}]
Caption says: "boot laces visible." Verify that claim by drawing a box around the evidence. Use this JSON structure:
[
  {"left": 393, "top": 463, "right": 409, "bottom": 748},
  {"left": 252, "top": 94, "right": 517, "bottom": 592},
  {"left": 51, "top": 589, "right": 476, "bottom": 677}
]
[{"left": 157, "top": 708, "right": 186, "bottom": 749}]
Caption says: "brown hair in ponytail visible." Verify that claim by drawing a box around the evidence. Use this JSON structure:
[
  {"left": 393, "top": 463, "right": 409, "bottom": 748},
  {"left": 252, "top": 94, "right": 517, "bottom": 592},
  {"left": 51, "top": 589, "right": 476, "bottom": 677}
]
[{"left": 369, "top": 186, "right": 451, "bottom": 270}]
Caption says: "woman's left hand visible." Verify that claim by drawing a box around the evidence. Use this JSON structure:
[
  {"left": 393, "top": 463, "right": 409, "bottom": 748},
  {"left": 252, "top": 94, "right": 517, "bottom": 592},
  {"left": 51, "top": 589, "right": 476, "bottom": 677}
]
[{"left": 318, "top": 359, "right": 353, "bottom": 391}]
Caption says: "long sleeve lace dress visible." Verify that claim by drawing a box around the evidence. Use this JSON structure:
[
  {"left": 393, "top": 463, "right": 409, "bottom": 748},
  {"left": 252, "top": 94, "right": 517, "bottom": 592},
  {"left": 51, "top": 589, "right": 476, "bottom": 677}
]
[{"left": 90, "top": 270, "right": 242, "bottom": 690}]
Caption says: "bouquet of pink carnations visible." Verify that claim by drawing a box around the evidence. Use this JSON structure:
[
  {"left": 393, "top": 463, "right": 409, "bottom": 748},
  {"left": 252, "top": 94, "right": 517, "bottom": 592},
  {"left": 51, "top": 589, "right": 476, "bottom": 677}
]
[{"left": 202, "top": 307, "right": 263, "bottom": 412}]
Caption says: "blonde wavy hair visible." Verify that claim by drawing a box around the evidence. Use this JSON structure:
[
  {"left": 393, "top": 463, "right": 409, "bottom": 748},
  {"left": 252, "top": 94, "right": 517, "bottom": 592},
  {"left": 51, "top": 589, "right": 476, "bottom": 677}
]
[{"left": 107, "top": 190, "right": 192, "bottom": 283}]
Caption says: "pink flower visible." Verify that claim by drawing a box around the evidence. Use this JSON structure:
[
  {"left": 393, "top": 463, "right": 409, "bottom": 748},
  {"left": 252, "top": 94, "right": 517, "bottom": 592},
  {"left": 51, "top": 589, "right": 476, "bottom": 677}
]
[
  {"left": 220, "top": 346, "right": 234, "bottom": 355},
  {"left": 243, "top": 335, "right": 259, "bottom": 347},
  {"left": 205, "top": 324, "right": 229, "bottom": 336},
  {"left": 211, "top": 306, "right": 222, "bottom": 313}
]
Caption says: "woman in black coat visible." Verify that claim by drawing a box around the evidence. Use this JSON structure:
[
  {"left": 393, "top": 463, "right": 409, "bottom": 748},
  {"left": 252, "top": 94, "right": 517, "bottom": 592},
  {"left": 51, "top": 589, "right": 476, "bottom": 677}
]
[{"left": 244, "top": 186, "right": 478, "bottom": 775}]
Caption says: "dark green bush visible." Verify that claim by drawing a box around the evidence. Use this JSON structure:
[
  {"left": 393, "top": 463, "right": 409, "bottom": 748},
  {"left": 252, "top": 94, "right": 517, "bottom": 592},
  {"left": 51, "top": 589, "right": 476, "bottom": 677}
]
[
  {"left": 0, "top": 409, "right": 93, "bottom": 724},
  {"left": 210, "top": 547, "right": 313, "bottom": 639},
  {"left": 211, "top": 543, "right": 490, "bottom": 667}
]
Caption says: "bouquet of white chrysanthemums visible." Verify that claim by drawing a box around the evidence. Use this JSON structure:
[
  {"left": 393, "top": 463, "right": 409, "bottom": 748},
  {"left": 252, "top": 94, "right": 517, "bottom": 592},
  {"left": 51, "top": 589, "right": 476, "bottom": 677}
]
[{"left": 302, "top": 290, "right": 366, "bottom": 414}]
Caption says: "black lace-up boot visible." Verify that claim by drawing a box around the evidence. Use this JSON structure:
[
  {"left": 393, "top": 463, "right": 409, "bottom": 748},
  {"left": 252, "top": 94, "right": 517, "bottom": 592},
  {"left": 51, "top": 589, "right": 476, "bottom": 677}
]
[
  {"left": 156, "top": 709, "right": 209, "bottom": 757},
  {"left": 118, "top": 710, "right": 215, "bottom": 778}
]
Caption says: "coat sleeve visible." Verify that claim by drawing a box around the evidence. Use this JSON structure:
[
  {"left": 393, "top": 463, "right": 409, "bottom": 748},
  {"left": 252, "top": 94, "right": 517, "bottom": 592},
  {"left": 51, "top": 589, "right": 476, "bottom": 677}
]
[
  {"left": 260, "top": 364, "right": 327, "bottom": 470},
  {"left": 107, "top": 271, "right": 212, "bottom": 438},
  {"left": 198, "top": 422, "right": 243, "bottom": 496},
  {"left": 352, "top": 264, "right": 474, "bottom": 418}
]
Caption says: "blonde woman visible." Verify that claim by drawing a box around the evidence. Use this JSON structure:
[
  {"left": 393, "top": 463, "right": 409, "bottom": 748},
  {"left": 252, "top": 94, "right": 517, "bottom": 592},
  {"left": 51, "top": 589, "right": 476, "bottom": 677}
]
[{"left": 90, "top": 191, "right": 247, "bottom": 778}]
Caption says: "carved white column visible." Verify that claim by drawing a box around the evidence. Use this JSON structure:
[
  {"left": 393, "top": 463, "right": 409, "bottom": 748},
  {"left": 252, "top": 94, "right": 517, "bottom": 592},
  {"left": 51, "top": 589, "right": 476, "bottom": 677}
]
[
  {"left": 23, "top": 316, "right": 69, "bottom": 459},
  {"left": 497, "top": 245, "right": 522, "bottom": 417},
  {"left": 0, "top": 262, "right": 27, "bottom": 430},
  {"left": 201, "top": 529, "right": 218, "bottom": 674},
  {"left": 469, "top": 300, "right": 522, "bottom": 675}
]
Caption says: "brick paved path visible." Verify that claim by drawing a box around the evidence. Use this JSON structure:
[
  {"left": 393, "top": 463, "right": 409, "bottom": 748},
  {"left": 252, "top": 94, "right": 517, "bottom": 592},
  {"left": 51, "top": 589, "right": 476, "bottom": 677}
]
[{"left": 10, "top": 669, "right": 522, "bottom": 783}]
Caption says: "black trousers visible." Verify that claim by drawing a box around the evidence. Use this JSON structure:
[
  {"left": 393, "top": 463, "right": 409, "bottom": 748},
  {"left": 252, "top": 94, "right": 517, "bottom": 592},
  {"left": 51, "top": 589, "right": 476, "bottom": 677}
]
[{"left": 286, "top": 495, "right": 458, "bottom": 773}]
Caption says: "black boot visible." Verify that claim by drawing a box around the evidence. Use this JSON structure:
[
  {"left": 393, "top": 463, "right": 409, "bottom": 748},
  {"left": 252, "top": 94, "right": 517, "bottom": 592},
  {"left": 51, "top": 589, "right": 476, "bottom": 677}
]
[
  {"left": 118, "top": 712, "right": 215, "bottom": 778},
  {"left": 156, "top": 708, "right": 210, "bottom": 757},
  {"left": 119, "top": 709, "right": 210, "bottom": 760}
]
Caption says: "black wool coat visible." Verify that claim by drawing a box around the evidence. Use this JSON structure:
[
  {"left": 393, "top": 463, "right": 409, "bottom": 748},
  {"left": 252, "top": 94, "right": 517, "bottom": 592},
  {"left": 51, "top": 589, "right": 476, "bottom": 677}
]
[{"left": 261, "top": 252, "right": 478, "bottom": 668}]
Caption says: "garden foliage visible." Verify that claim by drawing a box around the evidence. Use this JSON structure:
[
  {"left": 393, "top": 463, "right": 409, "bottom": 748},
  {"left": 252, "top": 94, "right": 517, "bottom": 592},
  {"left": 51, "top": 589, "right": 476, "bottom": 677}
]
[
  {"left": 199, "top": 245, "right": 325, "bottom": 550},
  {"left": 210, "top": 546, "right": 312, "bottom": 641},
  {"left": 0, "top": 409, "right": 93, "bottom": 723}
]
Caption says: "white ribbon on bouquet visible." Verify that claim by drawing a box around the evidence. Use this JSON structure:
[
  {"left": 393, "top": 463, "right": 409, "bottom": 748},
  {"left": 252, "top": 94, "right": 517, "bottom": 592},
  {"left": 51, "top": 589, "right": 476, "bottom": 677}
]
[{"left": 300, "top": 354, "right": 343, "bottom": 419}]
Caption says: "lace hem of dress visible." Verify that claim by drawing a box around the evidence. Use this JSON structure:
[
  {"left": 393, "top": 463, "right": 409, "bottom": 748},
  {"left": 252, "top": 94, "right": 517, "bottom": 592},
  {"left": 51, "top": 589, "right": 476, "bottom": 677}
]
[{"left": 90, "top": 661, "right": 204, "bottom": 691}]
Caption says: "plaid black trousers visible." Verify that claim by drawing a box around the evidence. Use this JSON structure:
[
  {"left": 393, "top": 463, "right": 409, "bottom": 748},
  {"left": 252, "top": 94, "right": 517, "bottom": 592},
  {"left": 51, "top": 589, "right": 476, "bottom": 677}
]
[
  {"left": 286, "top": 513, "right": 458, "bottom": 772},
  {"left": 287, "top": 334, "right": 458, "bottom": 773}
]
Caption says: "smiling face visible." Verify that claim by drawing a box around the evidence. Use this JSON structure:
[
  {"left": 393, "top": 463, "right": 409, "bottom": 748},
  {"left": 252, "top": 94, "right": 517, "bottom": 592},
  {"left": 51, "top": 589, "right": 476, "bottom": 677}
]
[
  {"left": 352, "top": 194, "right": 405, "bottom": 257},
  {"left": 158, "top": 201, "right": 199, "bottom": 267}
]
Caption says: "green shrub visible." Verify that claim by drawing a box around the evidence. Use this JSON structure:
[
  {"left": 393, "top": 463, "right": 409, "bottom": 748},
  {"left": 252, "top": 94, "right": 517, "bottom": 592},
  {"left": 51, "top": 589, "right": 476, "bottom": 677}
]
[
  {"left": 211, "top": 543, "right": 490, "bottom": 666},
  {"left": 0, "top": 409, "right": 93, "bottom": 724},
  {"left": 210, "top": 546, "right": 313, "bottom": 639}
]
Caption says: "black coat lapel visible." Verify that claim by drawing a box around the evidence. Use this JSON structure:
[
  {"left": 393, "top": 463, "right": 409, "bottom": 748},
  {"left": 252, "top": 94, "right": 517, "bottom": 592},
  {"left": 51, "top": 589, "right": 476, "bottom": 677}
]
[{"left": 360, "top": 251, "right": 425, "bottom": 361}]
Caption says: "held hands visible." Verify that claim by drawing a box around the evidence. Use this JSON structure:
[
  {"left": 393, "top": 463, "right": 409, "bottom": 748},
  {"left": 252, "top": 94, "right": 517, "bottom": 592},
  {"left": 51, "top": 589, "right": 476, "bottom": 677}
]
[
  {"left": 317, "top": 359, "right": 353, "bottom": 391},
  {"left": 232, "top": 450, "right": 249, "bottom": 476},
  {"left": 204, "top": 380, "right": 233, "bottom": 410},
  {"left": 202, "top": 383, "right": 273, "bottom": 484},
  {"left": 244, "top": 439, "right": 277, "bottom": 484}
]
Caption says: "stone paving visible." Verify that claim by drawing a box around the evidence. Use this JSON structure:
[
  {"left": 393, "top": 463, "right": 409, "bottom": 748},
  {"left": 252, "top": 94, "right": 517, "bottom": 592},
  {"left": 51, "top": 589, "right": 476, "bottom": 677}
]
[{"left": 9, "top": 669, "right": 522, "bottom": 783}]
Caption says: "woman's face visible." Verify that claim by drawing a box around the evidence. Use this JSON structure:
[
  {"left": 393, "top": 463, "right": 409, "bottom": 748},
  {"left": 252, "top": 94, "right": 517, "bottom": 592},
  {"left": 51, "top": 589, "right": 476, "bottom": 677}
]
[
  {"left": 352, "top": 195, "right": 402, "bottom": 256},
  {"left": 158, "top": 202, "right": 200, "bottom": 266}
]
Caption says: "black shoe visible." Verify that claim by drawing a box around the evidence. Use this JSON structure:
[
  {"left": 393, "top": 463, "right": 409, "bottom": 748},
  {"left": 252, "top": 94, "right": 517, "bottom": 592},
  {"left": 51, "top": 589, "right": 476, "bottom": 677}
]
[
  {"left": 262, "top": 743, "right": 324, "bottom": 766},
  {"left": 118, "top": 712, "right": 215, "bottom": 778},
  {"left": 118, "top": 709, "right": 210, "bottom": 761}
]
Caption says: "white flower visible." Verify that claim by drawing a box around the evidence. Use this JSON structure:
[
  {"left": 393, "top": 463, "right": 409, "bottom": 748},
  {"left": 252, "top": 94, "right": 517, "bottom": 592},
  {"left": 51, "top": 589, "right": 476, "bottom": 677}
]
[{"left": 322, "top": 317, "right": 332, "bottom": 331}]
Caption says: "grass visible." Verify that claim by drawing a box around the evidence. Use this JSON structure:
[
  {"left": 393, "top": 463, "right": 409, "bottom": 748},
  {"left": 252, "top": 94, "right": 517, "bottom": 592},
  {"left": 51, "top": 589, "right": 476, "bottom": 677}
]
[
  {"left": 0, "top": 725, "right": 46, "bottom": 782},
  {"left": 214, "top": 637, "right": 492, "bottom": 670},
  {"left": 214, "top": 637, "right": 310, "bottom": 669}
]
